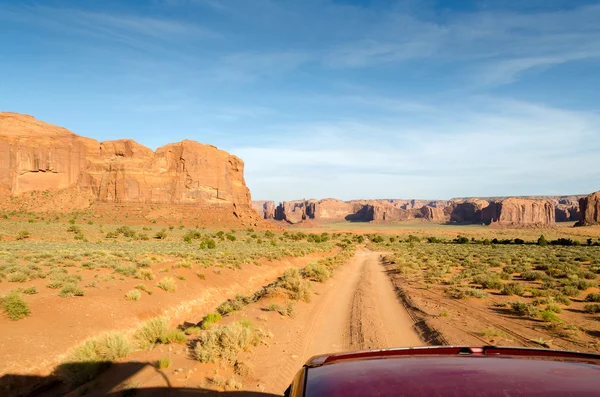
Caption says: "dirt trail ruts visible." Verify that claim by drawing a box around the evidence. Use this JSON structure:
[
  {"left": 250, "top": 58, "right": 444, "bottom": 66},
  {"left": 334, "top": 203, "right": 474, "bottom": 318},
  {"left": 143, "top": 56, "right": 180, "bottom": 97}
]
[{"left": 255, "top": 249, "right": 422, "bottom": 394}]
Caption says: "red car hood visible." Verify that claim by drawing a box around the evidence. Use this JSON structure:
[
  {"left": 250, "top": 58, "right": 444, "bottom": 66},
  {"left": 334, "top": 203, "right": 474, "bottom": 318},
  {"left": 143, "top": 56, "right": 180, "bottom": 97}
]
[{"left": 302, "top": 347, "right": 600, "bottom": 397}]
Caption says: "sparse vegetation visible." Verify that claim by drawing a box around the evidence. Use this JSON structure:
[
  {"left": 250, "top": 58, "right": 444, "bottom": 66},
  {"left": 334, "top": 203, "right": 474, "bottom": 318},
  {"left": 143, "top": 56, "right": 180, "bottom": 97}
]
[
  {"left": 200, "top": 313, "right": 223, "bottom": 329},
  {"left": 194, "top": 320, "right": 270, "bottom": 365},
  {"left": 1, "top": 290, "right": 31, "bottom": 320},
  {"left": 156, "top": 277, "right": 177, "bottom": 292},
  {"left": 157, "top": 357, "right": 171, "bottom": 370},
  {"left": 125, "top": 289, "right": 141, "bottom": 301}
]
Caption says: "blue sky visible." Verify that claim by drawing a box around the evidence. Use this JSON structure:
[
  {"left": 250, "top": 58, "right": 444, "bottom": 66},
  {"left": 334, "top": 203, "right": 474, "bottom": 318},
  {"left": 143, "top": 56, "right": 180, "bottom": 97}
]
[{"left": 1, "top": 0, "right": 599, "bottom": 201}]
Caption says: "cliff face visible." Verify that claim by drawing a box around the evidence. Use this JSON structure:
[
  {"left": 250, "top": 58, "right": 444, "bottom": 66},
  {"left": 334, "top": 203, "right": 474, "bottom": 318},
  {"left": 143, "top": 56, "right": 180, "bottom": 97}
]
[
  {"left": 263, "top": 196, "right": 559, "bottom": 227},
  {"left": 576, "top": 191, "right": 600, "bottom": 226},
  {"left": 447, "top": 199, "right": 490, "bottom": 224},
  {"left": 0, "top": 113, "right": 259, "bottom": 224},
  {"left": 484, "top": 198, "right": 555, "bottom": 227}
]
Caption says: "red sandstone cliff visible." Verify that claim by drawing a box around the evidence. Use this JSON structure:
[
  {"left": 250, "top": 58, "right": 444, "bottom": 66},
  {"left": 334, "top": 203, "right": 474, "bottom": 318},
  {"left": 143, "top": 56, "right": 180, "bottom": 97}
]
[
  {"left": 576, "top": 191, "right": 600, "bottom": 226},
  {"left": 0, "top": 112, "right": 261, "bottom": 225}
]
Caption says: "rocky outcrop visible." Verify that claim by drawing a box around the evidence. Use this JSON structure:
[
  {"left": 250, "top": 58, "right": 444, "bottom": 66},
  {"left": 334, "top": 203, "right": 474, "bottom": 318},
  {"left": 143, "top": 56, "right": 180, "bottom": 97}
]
[
  {"left": 447, "top": 199, "right": 490, "bottom": 224},
  {"left": 483, "top": 198, "right": 555, "bottom": 227},
  {"left": 576, "top": 191, "right": 600, "bottom": 226},
  {"left": 420, "top": 205, "right": 447, "bottom": 222},
  {"left": 253, "top": 200, "right": 276, "bottom": 219},
  {"left": 0, "top": 112, "right": 261, "bottom": 225}
]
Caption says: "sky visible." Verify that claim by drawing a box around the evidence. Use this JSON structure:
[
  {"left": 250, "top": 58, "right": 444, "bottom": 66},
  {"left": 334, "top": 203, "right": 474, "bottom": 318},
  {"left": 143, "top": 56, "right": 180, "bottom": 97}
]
[{"left": 1, "top": 0, "right": 599, "bottom": 201}]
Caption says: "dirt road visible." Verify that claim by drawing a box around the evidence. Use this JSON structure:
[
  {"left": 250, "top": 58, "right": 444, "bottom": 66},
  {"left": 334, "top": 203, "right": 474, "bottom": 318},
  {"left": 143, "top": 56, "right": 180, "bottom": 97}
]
[{"left": 255, "top": 249, "right": 422, "bottom": 394}]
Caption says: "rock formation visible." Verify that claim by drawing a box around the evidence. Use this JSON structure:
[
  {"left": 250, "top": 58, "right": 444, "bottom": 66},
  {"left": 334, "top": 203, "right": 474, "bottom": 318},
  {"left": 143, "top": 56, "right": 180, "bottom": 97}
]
[
  {"left": 0, "top": 112, "right": 262, "bottom": 226},
  {"left": 253, "top": 200, "right": 276, "bottom": 219},
  {"left": 482, "top": 198, "right": 555, "bottom": 227},
  {"left": 447, "top": 199, "right": 490, "bottom": 224},
  {"left": 576, "top": 191, "right": 600, "bottom": 226},
  {"left": 420, "top": 205, "right": 447, "bottom": 222},
  {"left": 263, "top": 196, "right": 559, "bottom": 227}
]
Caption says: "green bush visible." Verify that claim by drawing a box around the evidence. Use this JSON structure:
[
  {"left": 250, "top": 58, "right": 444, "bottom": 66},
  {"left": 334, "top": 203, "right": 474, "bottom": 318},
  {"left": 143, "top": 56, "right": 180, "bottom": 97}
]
[
  {"left": 277, "top": 268, "right": 311, "bottom": 302},
  {"left": 561, "top": 286, "right": 580, "bottom": 297},
  {"left": 501, "top": 283, "right": 525, "bottom": 296},
  {"left": 125, "top": 290, "right": 141, "bottom": 301},
  {"left": 303, "top": 262, "right": 331, "bottom": 282},
  {"left": 584, "top": 303, "right": 600, "bottom": 314},
  {"left": 194, "top": 321, "right": 269, "bottom": 365},
  {"left": 447, "top": 286, "right": 487, "bottom": 299},
  {"left": 156, "top": 277, "right": 177, "bottom": 292},
  {"left": 540, "top": 309, "right": 562, "bottom": 324},
  {"left": 472, "top": 274, "right": 503, "bottom": 290},
  {"left": 16, "top": 231, "right": 30, "bottom": 240},
  {"left": 1, "top": 291, "right": 31, "bottom": 320},
  {"left": 157, "top": 357, "right": 171, "bottom": 369},
  {"left": 511, "top": 302, "right": 539, "bottom": 317},
  {"left": 154, "top": 230, "right": 167, "bottom": 240},
  {"left": 59, "top": 284, "right": 85, "bottom": 298},
  {"left": 201, "top": 313, "right": 223, "bottom": 329},
  {"left": 134, "top": 316, "right": 170, "bottom": 349},
  {"left": 584, "top": 293, "right": 600, "bottom": 302},
  {"left": 58, "top": 332, "right": 131, "bottom": 386}
]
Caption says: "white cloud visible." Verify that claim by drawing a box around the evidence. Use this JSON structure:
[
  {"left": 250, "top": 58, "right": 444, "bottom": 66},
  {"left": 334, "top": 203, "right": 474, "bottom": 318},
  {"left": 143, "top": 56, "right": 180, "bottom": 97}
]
[{"left": 235, "top": 97, "right": 600, "bottom": 201}]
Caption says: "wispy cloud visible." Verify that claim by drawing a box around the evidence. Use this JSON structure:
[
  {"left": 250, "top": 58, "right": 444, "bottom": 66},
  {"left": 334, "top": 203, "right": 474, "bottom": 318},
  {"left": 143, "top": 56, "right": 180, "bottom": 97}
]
[{"left": 235, "top": 97, "right": 600, "bottom": 200}]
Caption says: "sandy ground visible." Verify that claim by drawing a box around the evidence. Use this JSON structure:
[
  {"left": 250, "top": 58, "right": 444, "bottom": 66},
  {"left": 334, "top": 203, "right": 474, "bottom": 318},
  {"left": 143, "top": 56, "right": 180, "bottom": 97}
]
[
  {"left": 252, "top": 249, "right": 422, "bottom": 394},
  {"left": 43, "top": 249, "right": 422, "bottom": 397},
  {"left": 0, "top": 250, "right": 334, "bottom": 380}
]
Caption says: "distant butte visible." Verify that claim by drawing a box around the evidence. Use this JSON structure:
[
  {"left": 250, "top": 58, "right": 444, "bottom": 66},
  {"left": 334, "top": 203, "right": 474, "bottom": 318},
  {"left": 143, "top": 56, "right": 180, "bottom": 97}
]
[{"left": 253, "top": 194, "right": 592, "bottom": 228}]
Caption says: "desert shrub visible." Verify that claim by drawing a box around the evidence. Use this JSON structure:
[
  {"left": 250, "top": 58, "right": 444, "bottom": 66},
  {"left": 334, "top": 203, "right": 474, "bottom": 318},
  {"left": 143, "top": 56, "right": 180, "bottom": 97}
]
[
  {"left": 154, "top": 229, "right": 167, "bottom": 240},
  {"left": 584, "top": 303, "right": 600, "bottom": 314},
  {"left": 59, "top": 284, "right": 85, "bottom": 298},
  {"left": 501, "top": 283, "right": 525, "bottom": 296},
  {"left": 197, "top": 273, "right": 206, "bottom": 280},
  {"left": 277, "top": 268, "right": 311, "bottom": 302},
  {"left": 217, "top": 295, "right": 253, "bottom": 316},
  {"left": 156, "top": 277, "right": 177, "bottom": 292},
  {"left": 161, "top": 329, "right": 187, "bottom": 344},
  {"left": 157, "top": 357, "right": 171, "bottom": 369},
  {"left": 226, "top": 377, "right": 243, "bottom": 391},
  {"left": 138, "top": 233, "right": 150, "bottom": 241},
  {"left": 125, "top": 290, "right": 141, "bottom": 301},
  {"left": 200, "top": 238, "right": 216, "bottom": 249},
  {"left": 520, "top": 271, "right": 545, "bottom": 281},
  {"left": 511, "top": 302, "right": 540, "bottom": 318},
  {"left": 234, "top": 361, "right": 253, "bottom": 377},
  {"left": 303, "top": 262, "right": 331, "bottom": 282},
  {"left": 540, "top": 309, "right": 563, "bottom": 324},
  {"left": 545, "top": 302, "right": 562, "bottom": 313},
  {"left": 7, "top": 272, "right": 28, "bottom": 283},
  {"left": 561, "top": 286, "right": 580, "bottom": 297},
  {"left": 472, "top": 274, "right": 503, "bottom": 290},
  {"left": 115, "top": 265, "right": 137, "bottom": 277},
  {"left": 194, "top": 321, "right": 269, "bottom": 365},
  {"left": 134, "top": 316, "right": 170, "bottom": 349},
  {"left": 267, "top": 302, "right": 295, "bottom": 317},
  {"left": 554, "top": 294, "right": 572, "bottom": 306},
  {"left": 584, "top": 293, "right": 600, "bottom": 302},
  {"left": 1, "top": 291, "right": 31, "bottom": 320},
  {"left": 135, "top": 269, "right": 155, "bottom": 281},
  {"left": 58, "top": 332, "right": 131, "bottom": 386},
  {"left": 135, "top": 284, "right": 153, "bottom": 295},
  {"left": 226, "top": 234, "right": 237, "bottom": 241},
  {"left": 16, "top": 231, "right": 30, "bottom": 240},
  {"left": 447, "top": 286, "right": 488, "bottom": 299},
  {"left": 22, "top": 286, "right": 37, "bottom": 295},
  {"left": 538, "top": 235, "right": 548, "bottom": 246},
  {"left": 454, "top": 236, "right": 469, "bottom": 244},
  {"left": 185, "top": 326, "right": 202, "bottom": 336},
  {"left": 201, "top": 313, "right": 223, "bottom": 329}
]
